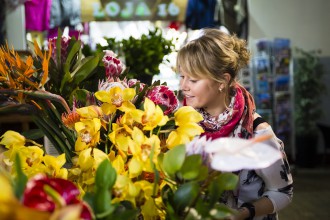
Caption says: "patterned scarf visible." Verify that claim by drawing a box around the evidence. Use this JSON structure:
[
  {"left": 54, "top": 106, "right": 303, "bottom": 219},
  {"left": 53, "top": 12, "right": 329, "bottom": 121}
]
[{"left": 197, "top": 84, "right": 255, "bottom": 140}]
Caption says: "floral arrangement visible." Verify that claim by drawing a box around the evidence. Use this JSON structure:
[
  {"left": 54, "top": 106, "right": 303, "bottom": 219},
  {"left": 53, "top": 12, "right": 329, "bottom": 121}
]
[{"left": 0, "top": 33, "right": 281, "bottom": 220}]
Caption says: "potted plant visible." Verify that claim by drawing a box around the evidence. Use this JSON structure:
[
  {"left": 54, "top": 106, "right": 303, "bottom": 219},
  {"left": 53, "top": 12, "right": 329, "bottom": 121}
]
[
  {"left": 96, "top": 28, "right": 174, "bottom": 84},
  {"left": 294, "top": 48, "right": 325, "bottom": 167}
]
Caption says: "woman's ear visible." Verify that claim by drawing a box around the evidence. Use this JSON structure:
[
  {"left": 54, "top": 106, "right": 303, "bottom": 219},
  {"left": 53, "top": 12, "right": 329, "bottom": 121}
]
[{"left": 223, "top": 73, "right": 231, "bottom": 84}]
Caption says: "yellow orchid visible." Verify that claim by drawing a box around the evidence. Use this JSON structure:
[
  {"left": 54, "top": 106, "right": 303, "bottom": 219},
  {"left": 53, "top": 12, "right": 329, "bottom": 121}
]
[
  {"left": 108, "top": 123, "right": 133, "bottom": 153},
  {"left": 141, "top": 197, "right": 165, "bottom": 220},
  {"left": 166, "top": 130, "right": 191, "bottom": 149},
  {"left": 174, "top": 106, "right": 204, "bottom": 125},
  {"left": 70, "top": 148, "right": 109, "bottom": 193},
  {"left": 112, "top": 174, "right": 139, "bottom": 205},
  {"left": 128, "top": 127, "right": 161, "bottom": 178},
  {"left": 76, "top": 105, "right": 103, "bottom": 119},
  {"left": 74, "top": 118, "right": 101, "bottom": 151},
  {"left": 95, "top": 86, "right": 136, "bottom": 115},
  {"left": 166, "top": 106, "right": 204, "bottom": 149},
  {"left": 2, "top": 145, "right": 24, "bottom": 167},
  {"left": 135, "top": 180, "right": 165, "bottom": 220},
  {"left": 131, "top": 98, "right": 169, "bottom": 131},
  {"left": 0, "top": 172, "right": 16, "bottom": 209},
  {"left": 77, "top": 148, "right": 109, "bottom": 172},
  {"left": 43, "top": 154, "right": 68, "bottom": 179},
  {"left": 111, "top": 154, "right": 127, "bottom": 175},
  {"left": 18, "top": 146, "right": 45, "bottom": 177},
  {"left": 0, "top": 172, "right": 21, "bottom": 220},
  {"left": 0, "top": 130, "right": 26, "bottom": 148}
]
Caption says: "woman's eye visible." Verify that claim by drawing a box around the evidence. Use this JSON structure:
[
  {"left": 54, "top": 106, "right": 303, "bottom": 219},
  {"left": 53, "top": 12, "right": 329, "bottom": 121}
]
[{"left": 189, "top": 79, "right": 197, "bottom": 83}]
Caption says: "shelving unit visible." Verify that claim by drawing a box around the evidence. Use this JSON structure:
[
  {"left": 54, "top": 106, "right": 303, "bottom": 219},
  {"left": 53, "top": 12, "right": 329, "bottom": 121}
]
[{"left": 251, "top": 38, "right": 295, "bottom": 159}]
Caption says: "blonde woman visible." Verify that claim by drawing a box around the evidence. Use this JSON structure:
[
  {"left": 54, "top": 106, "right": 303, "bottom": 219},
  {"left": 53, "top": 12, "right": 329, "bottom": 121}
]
[{"left": 177, "top": 28, "right": 293, "bottom": 220}]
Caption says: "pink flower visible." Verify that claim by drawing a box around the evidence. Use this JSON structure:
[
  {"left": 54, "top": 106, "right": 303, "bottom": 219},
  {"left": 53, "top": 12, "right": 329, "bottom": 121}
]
[
  {"left": 146, "top": 85, "right": 179, "bottom": 115},
  {"left": 22, "top": 174, "right": 93, "bottom": 220},
  {"left": 127, "top": 79, "right": 146, "bottom": 91},
  {"left": 102, "top": 50, "right": 125, "bottom": 79},
  {"left": 49, "top": 36, "right": 72, "bottom": 65}
]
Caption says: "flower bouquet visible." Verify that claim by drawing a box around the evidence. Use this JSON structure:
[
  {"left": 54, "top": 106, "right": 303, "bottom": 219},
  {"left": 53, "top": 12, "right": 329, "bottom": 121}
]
[{"left": 0, "top": 32, "right": 281, "bottom": 220}]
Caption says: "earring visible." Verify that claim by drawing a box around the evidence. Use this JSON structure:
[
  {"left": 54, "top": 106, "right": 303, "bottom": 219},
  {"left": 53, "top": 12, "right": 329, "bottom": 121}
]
[{"left": 219, "top": 88, "right": 223, "bottom": 92}]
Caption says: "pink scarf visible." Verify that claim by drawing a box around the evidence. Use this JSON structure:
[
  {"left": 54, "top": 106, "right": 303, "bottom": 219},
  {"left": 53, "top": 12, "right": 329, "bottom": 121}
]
[{"left": 197, "top": 84, "right": 255, "bottom": 140}]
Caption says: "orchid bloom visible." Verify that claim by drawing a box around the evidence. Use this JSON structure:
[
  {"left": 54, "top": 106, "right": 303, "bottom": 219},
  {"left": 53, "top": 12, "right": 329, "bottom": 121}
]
[
  {"left": 43, "top": 154, "right": 68, "bottom": 179},
  {"left": 74, "top": 118, "right": 101, "bottom": 151},
  {"left": 127, "top": 127, "right": 161, "bottom": 178},
  {"left": 95, "top": 86, "right": 136, "bottom": 115},
  {"left": 18, "top": 146, "right": 46, "bottom": 177},
  {"left": 131, "top": 98, "right": 169, "bottom": 131},
  {"left": 108, "top": 123, "right": 132, "bottom": 152},
  {"left": 76, "top": 105, "right": 103, "bottom": 119},
  {"left": 112, "top": 174, "right": 139, "bottom": 205},
  {"left": 0, "top": 130, "right": 26, "bottom": 148},
  {"left": 69, "top": 148, "right": 109, "bottom": 193},
  {"left": 166, "top": 106, "right": 204, "bottom": 149}
]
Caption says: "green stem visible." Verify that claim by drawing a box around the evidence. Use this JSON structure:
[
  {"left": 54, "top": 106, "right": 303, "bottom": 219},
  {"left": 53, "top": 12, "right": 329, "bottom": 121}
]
[
  {"left": 32, "top": 115, "right": 73, "bottom": 164},
  {"left": 182, "top": 171, "right": 220, "bottom": 220}
]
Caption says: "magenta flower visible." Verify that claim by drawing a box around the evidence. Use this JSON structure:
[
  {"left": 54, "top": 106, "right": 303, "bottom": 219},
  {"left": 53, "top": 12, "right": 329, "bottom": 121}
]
[
  {"left": 146, "top": 85, "right": 179, "bottom": 115},
  {"left": 102, "top": 50, "right": 125, "bottom": 79},
  {"left": 22, "top": 174, "right": 93, "bottom": 220},
  {"left": 49, "top": 35, "right": 72, "bottom": 65}
]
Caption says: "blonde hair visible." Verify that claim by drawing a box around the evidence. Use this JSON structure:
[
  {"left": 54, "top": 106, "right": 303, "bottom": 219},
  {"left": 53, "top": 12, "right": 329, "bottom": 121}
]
[{"left": 177, "top": 28, "right": 250, "bottom": 96}]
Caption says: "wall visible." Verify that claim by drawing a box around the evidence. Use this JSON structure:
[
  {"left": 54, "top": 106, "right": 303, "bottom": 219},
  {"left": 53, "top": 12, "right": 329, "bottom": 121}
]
[
  {"left": 248, "top": 0, "right": 330, "bottom": 157},
  {"left": 248, "top": 0, "right": 330, "bottom": 56},
  {"left": 5, "top": 5, "right": 26, "bottom": 50}
]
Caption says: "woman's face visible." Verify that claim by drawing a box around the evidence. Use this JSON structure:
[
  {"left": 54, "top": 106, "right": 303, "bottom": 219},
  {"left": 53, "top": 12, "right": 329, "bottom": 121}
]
[{"left": 179, "top": 71, "right": 225, "bottom": 116}]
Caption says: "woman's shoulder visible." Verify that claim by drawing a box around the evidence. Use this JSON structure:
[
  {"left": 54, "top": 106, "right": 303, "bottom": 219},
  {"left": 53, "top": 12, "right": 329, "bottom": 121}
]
[{"left": 253, "top": 113, "right": 270, "bottom": 131}]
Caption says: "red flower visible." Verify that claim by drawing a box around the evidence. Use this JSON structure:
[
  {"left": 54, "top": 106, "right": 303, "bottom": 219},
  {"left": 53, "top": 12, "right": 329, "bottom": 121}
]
[
  {"left": 22, "top": 174, "right": 93, "bottom": 220},
  {"left": 146, "top": 85, "right": 179, "bottom": 115},
  {"left": 102, "top": 50, "right": 124, "bottom": 79}
]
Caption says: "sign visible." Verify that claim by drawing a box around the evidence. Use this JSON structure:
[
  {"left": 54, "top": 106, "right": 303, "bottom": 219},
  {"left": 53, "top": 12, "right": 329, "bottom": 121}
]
[{"left": 81, "top": 0, "right": 186, "bottom": 22}]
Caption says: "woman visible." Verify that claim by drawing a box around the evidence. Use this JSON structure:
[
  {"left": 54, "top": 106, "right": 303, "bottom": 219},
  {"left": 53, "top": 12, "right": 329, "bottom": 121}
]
[{"left": 177, "top": 28, "right": 293, "bottom": 220}]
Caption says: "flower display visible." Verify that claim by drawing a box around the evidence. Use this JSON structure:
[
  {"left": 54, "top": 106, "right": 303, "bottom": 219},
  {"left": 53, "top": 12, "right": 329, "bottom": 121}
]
[{"left": 0, "top": 33, "right": 281, "bottom": 220}]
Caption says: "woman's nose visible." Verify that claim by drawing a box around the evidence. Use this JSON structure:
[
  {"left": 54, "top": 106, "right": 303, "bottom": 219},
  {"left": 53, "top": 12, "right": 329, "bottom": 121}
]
[{"left": 180, "top": 78, "right": 188, "bottom": 91}]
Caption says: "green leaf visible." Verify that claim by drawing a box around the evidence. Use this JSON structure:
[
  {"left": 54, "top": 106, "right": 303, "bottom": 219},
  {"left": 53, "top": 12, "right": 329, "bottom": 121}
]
[
  {"left": 14, "top": 154, "right": 28, "bottom": 199},
  {"left": 180, "top": 154, "right": 202, "bottom": 180},
  {"left": 209, "top": 203, "right": 236, "bottom": 219},
  {"left": 70, "top": 55, "right": 99, "bottom": 84},
  {"left": 22, "top": 128, "right": 44, "bottom": 140},
  {"left": 207, "top": 172, "right": 238, "bottom": 207},
  {"left": 94, "top": 188, "right": 115, "bottom": 218},
  {"left": 216, "top": 172, "right": 239, "bottom": 190},
  {"left": 59, "top": 70, "right": 73, "bottom": 95},
  {"left": 62, "top": 40, "right": 81, "bottom": 77},
  {"left": 163, "top": 145, "right": 186, "bottom": 177},
  {"left": 83, "top": 192, "right": 95, "bottom": 211},
  {"left": 95, "top": 159, "right": 117, "bottom": 190},
  {"left": 94, "top": 160, "right": 117, "bottom": 218},
  {"left": 173, "top": 181, "right": 199, "bottom": 213},
  {"left": 65, "top": 40, "right": 81, "bottom": 67}
]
